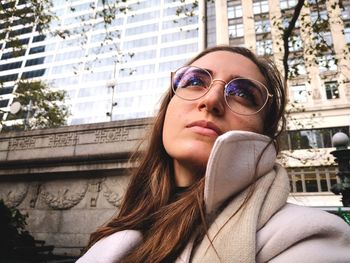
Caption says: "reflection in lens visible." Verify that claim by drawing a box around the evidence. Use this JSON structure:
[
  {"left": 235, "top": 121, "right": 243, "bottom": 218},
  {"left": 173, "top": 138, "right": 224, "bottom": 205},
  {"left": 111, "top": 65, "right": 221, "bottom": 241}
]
[
  {"left": 226, "top": 80, "right": 257, "bottom": 106},
  {"left": 172, "top": 66, "right": 212, "bottom": 100},
  {"left": 172, "top": 68, "right": 270, "bottom": 114},
  {"left": 225, "top": 78, "right": 267, "bottom": 115}
]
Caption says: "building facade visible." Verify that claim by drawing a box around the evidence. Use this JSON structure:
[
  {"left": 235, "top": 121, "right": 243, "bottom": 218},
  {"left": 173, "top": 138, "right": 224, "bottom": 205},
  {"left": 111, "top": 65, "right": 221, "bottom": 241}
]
[{"left": 0, "top": 0, "right": 204, "bottom": 125}]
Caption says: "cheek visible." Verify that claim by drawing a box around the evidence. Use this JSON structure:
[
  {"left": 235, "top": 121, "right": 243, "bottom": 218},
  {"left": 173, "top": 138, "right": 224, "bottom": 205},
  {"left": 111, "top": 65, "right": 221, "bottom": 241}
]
[{"left": 227, "top": 114, "right": 265, "bottom": 134}]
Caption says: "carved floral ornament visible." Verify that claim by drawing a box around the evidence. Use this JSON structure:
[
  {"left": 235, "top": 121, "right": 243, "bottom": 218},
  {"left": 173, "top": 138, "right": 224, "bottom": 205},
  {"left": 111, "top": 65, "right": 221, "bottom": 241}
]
[
  {"left": 0, "top": 183, "right": 29, "bottom": 208},
  {"left": 0, "top": 176, "right": 129, "bottom": 210},
  {"left": 102, "top": 176, "right": 129, "bottom": 207},
  {"left": 41, "top": 180, "right": 88, "bottom": 210}
]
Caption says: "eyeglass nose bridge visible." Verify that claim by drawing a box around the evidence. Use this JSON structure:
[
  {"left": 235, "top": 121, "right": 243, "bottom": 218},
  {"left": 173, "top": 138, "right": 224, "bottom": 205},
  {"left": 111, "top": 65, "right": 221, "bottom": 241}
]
[{"left": 211, "top": 79, "right": 228, "bottom": 87}]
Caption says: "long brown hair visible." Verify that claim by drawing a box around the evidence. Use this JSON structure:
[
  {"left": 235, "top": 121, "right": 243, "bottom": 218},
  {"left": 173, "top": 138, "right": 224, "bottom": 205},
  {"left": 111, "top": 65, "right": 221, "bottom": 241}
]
[{"left": 87, "top": 46, "right": 286, "bottom": 262}]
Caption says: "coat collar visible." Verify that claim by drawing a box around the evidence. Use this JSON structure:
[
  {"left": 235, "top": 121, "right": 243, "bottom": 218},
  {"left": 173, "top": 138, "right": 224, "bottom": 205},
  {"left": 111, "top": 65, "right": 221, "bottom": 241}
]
[{"left": 204, "top": 131, "right": 276, "bottom": 215}]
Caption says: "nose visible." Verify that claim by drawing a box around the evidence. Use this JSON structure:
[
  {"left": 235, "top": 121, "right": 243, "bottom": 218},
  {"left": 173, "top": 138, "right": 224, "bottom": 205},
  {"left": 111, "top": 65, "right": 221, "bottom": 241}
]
[{"left": 197, "top": 79, "right": 226, "bottom": 116}]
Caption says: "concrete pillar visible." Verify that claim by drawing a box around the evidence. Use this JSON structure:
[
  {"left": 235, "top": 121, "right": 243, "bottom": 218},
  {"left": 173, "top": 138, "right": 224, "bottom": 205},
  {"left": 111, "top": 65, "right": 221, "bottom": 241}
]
[
  {"left": 198, "top": 0, "right": 207, "bottom": 51},
  {"left": 268, "top": 0, "right": 285, "bottom": 75},
  {"left": 215, "top": 0, "right": 229, "bottom": 45},
  {"left": 326, "top": 0, "right": 350, "bottom": 100},
  {"left": 241, "top": 0, "right": 256, "bottom": 50},
  {"left": 299, "top": 4, "right": 323, "bottom": 102}
]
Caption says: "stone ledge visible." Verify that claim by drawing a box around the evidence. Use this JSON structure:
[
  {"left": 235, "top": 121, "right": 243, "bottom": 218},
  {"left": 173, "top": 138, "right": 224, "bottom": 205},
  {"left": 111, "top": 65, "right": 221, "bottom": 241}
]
[{"left": 0, "top": 118, "right": 151, "bottom": 177}]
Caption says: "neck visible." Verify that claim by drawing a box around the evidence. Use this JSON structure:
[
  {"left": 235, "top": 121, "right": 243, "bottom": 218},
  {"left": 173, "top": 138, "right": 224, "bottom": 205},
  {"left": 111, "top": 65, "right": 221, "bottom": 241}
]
[{"left": 173, "top": 160, "right": 204, "bottom": 186}]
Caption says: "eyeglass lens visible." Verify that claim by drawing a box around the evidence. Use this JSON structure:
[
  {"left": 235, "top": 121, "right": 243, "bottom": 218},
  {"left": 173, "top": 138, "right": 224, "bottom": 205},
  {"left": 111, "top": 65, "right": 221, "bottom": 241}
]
[{"left": 172, "top": 66, "right": 268, "bottom": 115}]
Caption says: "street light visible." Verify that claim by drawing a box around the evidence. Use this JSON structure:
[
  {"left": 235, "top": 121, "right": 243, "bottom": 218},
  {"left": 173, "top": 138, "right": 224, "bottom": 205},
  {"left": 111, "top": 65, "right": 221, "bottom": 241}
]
[
  {"left": 0, "top": 101, "right": 22, "bottom": 131},
  {"left": 106, "top": 79, "right": 118, "bottom": 121},
  {"left": 0, "top": 101, "right": 22, "bottom": 115},
  {"left": 330, "top": 132, "right": 350, "bottom": 207}
]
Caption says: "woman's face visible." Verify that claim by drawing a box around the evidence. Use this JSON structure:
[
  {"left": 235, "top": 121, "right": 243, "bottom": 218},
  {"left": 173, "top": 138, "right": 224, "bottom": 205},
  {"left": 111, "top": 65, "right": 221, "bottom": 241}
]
[{"left": 162, "top": 51, "right": 268, "bottom": 186}]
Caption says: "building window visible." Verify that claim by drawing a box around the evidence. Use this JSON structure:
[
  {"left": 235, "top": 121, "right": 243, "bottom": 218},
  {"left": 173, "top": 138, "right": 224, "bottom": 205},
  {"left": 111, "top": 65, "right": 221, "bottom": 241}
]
[
  {"left": 29, "top": 46, "right": 45, "bottom": 55},
  {"left": 325, "top": 81, "right": 339, "bottom": 99},
  {"left": 25, "top": 57, "right": 45, "bottom": 67},
  {"left": 127, "top": 10, "right": 160, "bottom": 23},
  {"left": 33, "top": 35, "right": 46, "bottom": 43},
  {"left": 228, "top": 23, "right": 244, "bottom": 38},
  {"left": 21, "top": 69, "right": 46, "bottom": 79},
  {"left": 256, "top": 39, "right": 272, "bottom": 55},
  {"left": 123, "top": 36, "right": 158, "bottom": 49},
  {"left": 281, "top": 126, "right": 349, "bottom": 151},
  {"left": 161, "top": 29, "right": 198, "bottom": 43},
  {"left": 125, "top": 23, "right": 159, "bottom": 36},
  {"left": 162, "top": 16, "right": 198, "bottom": 29},
  {"left": 345, "top": 27, "right": 350, "bottom": 44},
  {"left": 0, "top": 73, "right": 18, "bottom": 82},
  {"left": 291, "top": 84, "right": 308, "bottom": 103},
  {"left": 342, "top": 5, "right": 350, "bottom": 20},
  {"left": 0, "top": 86, "right": 14, "bottom": 95},
  {"left": 0, "top": 61, "right": 22, "bottom": 72},
  {"left": 9, "top": 26, "right": 33, "bottom": 37},
  {"left": 280, "top": 0, "right": 297, "bottom": 9},
  {"left": 227, "top": 2, "right": 242, "bottom": 19},
  {"left": 315, "top": 31, "right": 333, "bottom": 46},
  {"left": 255, "top": 19, "right": 270, "bottom": 34},
  {"left": 160, "top": 43, "right": 197, "bottom": 57},
  {"left": 253, "top": 0, "right": 269, "bottom": 14},
  {"left": 5, "top": 38, "right": 29, "bottom": 49},
  {"left": 0, "top": 99, "right": 9, "bottom": 108},
  {"left": 282, "top": 16, "right": 300, "bottom": 29},
  {"left": 288, "top": 57, "right": 306, "bottom": 77},
  {"left": 288, "top": 167, "right": 338, "bottom": 193},
  {"left": 318, "top": 54, "right": 337, "bottom": 72},
  {"left": 288, "top": 35, "right": 302, "bottom": 52}
]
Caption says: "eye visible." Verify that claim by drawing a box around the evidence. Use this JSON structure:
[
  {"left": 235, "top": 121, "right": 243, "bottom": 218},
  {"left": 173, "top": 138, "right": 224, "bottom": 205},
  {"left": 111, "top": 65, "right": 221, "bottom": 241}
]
[
  {"left": 174, "top": 68, "right": 211, "bottom": 90},
  {"left": 225, "top": 79, "right": 264, "bottom": 107},
  {"left": 180, "top": 75, "right": 206, "bottom": 88}
]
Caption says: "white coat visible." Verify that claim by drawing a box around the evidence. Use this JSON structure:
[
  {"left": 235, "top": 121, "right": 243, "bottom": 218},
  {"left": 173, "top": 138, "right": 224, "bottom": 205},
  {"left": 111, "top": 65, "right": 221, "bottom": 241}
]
[{"left": 77, "top": 131, "right": 350, "bottom": 263}]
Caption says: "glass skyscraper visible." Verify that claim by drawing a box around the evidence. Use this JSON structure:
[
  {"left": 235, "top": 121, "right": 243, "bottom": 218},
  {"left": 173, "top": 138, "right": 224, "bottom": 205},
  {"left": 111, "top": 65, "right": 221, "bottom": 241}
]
[{"left": 0, "top": 0, "right": 202, "bottom": 125}]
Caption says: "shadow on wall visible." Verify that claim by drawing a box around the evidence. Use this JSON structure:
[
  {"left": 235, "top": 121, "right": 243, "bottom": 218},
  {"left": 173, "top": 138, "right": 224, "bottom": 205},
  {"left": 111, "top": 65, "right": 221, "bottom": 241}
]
[{"left": 0, "top": 200, "right": 78, "bottom": 262}]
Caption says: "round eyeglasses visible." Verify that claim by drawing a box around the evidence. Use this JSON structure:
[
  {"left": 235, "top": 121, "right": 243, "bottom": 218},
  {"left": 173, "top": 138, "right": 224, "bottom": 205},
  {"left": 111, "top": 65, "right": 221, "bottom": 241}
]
[{"left": 171, "top": 66, "right": 273, "bottom": 116}]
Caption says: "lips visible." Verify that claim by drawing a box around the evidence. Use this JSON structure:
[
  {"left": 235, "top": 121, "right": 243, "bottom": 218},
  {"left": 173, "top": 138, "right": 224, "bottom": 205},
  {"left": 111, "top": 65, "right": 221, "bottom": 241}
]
[{"left": 186, "top": 120, "right": 223, "bottom": 136}]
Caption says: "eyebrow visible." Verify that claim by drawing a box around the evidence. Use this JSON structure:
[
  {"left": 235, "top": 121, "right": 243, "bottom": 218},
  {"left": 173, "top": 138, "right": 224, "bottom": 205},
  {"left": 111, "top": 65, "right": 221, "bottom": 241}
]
[{"left": 203, "top": 67, "right": 246, "bottom": 80}]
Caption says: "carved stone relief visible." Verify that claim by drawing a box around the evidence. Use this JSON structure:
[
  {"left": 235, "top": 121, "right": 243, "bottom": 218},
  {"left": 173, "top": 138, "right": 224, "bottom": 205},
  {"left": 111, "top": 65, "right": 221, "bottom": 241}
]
[
  {"left": 345, "top": 83, "right": 350, "bottom": 98},
  {"left": 29, "top": 183, "right": 41, "bottom": 208},
  {"left": 49, "top": 133, "right": 78, "bottom": 147},
  {"left": 41, "top": 180, "right": 88, "bottom": 210},
  {"left": 102, "top": 176, "right": 129, "bottom": 207},
  {"left": 9, "top": 137, "right": 36, "bottom": 150},
  {"left": 0, "top": 182, "right": 29, "bottom": 208},
  {"left": 312, "top": 88, "right": 321, "bottom": 100},
  {"left": 88, "top": 180, "right": 102, "bottom": 207},
  {"left": 95, "top": 128, "right": 129, "bottom": 143}
]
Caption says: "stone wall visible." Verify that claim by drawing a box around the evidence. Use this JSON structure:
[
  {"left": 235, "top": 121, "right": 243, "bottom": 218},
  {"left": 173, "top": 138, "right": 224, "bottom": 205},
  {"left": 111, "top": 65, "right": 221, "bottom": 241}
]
[{"left": 0, "top": 118, "right": 151, "bottom": 256}]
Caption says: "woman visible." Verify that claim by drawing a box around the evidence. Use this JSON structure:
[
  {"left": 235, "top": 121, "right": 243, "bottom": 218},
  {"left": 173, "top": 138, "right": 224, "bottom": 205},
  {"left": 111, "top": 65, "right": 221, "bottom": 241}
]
[{"left": 77, "top": 46, "right": 350, "bottom": 263}]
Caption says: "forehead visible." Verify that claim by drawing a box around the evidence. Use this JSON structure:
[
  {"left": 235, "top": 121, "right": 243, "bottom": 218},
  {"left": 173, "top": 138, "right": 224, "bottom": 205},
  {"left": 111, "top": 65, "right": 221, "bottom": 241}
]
[{"left": 190, "top": 51, "right": 266, "bottom": 83}]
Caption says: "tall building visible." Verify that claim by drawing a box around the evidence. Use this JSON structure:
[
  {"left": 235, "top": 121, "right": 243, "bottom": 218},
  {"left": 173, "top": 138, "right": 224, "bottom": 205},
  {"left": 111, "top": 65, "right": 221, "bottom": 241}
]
[{"left": 0, "top": 0, "right": 204, "bottom": 125}]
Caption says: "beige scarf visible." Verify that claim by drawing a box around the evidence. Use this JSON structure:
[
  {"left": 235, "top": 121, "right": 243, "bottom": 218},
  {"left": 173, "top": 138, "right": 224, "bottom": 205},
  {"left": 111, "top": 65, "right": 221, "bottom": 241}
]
[{"left": 191, "top": 165, "right": 290, "bottom": 263}]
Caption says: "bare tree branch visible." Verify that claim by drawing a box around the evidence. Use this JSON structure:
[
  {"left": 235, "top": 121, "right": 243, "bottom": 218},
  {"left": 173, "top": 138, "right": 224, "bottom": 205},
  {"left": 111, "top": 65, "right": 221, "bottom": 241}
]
[{"left": 283, "top": 0, "right": 305, "bottom": 82}]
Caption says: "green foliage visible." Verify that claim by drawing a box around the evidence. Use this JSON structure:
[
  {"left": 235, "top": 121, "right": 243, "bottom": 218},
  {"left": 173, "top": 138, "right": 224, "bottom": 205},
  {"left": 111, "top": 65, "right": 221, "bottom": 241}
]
[
  {"left": 0, "top": 199, "right": 35, "bottom": 257},
  {"left": 3, "top": 80, "right": 69, "bottom": 131},
  {"left": 0, "top": 0, "right": 54, "bottom": 52},
  {"left": 338, "top": 207, "right": 350, "bottom": 225}
]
